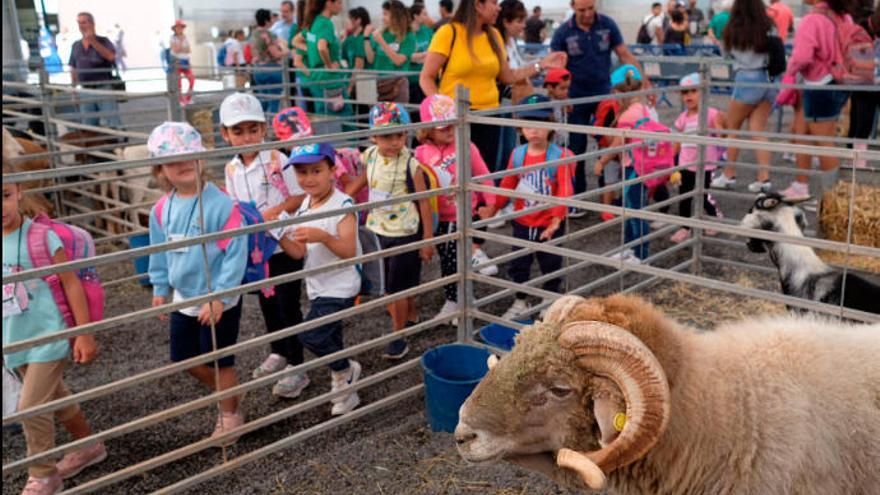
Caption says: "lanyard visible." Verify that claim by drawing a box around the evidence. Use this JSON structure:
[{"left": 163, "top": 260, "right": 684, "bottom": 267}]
[
  {"left": 165, "top": 190, "right": 199, "bottom": 239},
  {"left": 241, "top": 153, "right": 272, "bottom": 209}
]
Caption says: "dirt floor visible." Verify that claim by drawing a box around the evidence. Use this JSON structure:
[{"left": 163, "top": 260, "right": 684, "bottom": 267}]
[{"left": 3, "top": 93, "right": 874, "bottom": 494}]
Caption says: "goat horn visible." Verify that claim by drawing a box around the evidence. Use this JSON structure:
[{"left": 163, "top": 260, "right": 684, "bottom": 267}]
[
  {"left": 558, "top": 321, "right": 671, "bottom": 473},
  {"left": 542, "top": 295, "right": 586, "bottom": 325},
  {"left": 557, "top": 448, "right": 607, "bottom": 490}
]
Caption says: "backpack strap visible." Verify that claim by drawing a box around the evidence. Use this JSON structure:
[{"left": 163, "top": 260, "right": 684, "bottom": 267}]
[
  {"left": 439, "top": 24, "right": 458, "bottom": 79},
  {"left": 267, "top": 150, "right": 292, "bottom": 199},
  {"left": 404, "top": 156, "right": 416, "bottom": 194},
  {"left": 546, "top": 143, "right": 563, "bottom": 179},
  {"left": 26, "top": 220, "right": 55, "bottom": 273},
  {"left": 154, "top": 193, "right": 170, "bottom": 228},
  {"left": 511, "top": 144, "right": 528, "bottom": 169}
]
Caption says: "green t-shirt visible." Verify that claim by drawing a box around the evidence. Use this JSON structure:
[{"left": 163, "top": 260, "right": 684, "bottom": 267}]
[
  {"left": 709, "top": 11, "right": 730, "bottom": 40},
  {"left": 2, "top": 218, "right": 70, "bottom": 369},
  {"left": 305, "top": 15, "right": 344, "bottom": 87},
  {"left": 370, "top": 31, "right": 416, "bottom": 74},
  {"left": 409, "top": 25, "right": 434, "bottom": 82},
  {"left": 342, "top": 33, "right": 368, "bottom": 69}
]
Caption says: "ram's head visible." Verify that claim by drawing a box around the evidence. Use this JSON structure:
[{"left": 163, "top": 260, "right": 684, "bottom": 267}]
[{"left": 455, "top": 295, "right": 672, "bottom": 491}]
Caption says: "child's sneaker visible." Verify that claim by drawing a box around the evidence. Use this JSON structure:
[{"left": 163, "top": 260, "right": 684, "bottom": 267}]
[
  {"left": 383, "top": 339, "right": 409, "bottom": 360},
  {"left": 436, "top": 300, "right": 459, "bottom": 326},
  {"left": 609, "top": 249, "right": 642, "bottom": 264},
  {"left": 471, "top": 249, "right": 498, "bottom": 276},
  {"left": 272, "top": 367, "right": 310, "bottom": 399},
  {"left": 252, "top": 353, "right": 286, "bottom": 379},
  {"left": 710, "top": 173, "right": 736, "bottom": 189},
  {"left": 780, "top": 181, "right": 810, "bottom": 201},
  {"left": 650, "top": 220, "right": 667, "bottom": 230},
  {"left": 55, "top": 442, "right": 107, "bottom": 479},
  {"left": 670, "top": 228, "right": 690, "bottom": 244},
  {"left": 568, "top": 207, "right": 587, "bottom": 219},
  {"left": 210, "top": 410, "right": 245, "bottom": 447},
  {"left": 21, "top": 474, "right": 62, "bottom": 495},
  {"left": 747, "top": 180, "right": 772, "bottom": 193},
  {"left": 330, "top": 360, "right": 362, "bottom": 416},
  {"left": 502, "top": 298, "right": 530, "bottom": 321},
  {"left": 600, "top": 211, "right": 616, "bottom": 222}
]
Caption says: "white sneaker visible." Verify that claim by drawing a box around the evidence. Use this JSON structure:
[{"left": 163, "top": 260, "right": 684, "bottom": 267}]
[
  {"left": 568, "top": 208, "right": 587, "bottom": 219},
  {"left": 710, "top": 174, "right": 737, "bottom": 189},
  {"left": 436, "top": 300, "right": 459, "bottom": 326},
  {"left": 780, "top": 181, "right": 810, "bottom": 201},
  {"left": 472, "top": 249, "right": 499, "bottom": 276},
  {"left": 747, "top": 180, "right": 772, "bottom": 193},
  {"left": 502, "top": 298, "right": 530, "bottom": 321},
  {"left": 330, "top": 360, "right": 361, "bottom": 416},
  {"left": 252, "top": 353, "right": 286, "bottom": 379},
  {"left": 609, "top": 249, "right": 642, "bottom": 264},
  {"left": 272, "top": 367, "right": 311, "bottom": 398}
]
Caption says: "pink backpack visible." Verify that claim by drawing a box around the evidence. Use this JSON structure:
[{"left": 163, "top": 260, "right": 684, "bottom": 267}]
[
  {"left": 227, "top": 150, "right": 291, "bottom": 201},
  {"left": 26, "top": 214, "right": 105, "bottom": 328},
  {"left": 814, "top": 6, "right": 876, "bottom": 84},
  {"left": 620, "top": 107, "right": 675, "bottom": 189}
]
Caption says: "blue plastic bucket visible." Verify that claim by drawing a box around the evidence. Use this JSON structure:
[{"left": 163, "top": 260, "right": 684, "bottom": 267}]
[
  {"left": 421, "top": 344, "right": 490, "bottom": 433},
  {"left": 479, "top": 320, "right": 533, "bottom": 352},
  {"left": 129, "top": 233, "right": 151, "bottom": 286}
]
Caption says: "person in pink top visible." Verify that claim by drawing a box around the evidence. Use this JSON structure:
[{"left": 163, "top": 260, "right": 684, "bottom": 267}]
[
  {"left": 414, "top": 94, "right": 497, "bottom": 320},
  {"left": 766, "top": 0, "right": 794, "bottom": 40},
  {"left": 778, "top": 0, "right": 854, "bottom": 200}
]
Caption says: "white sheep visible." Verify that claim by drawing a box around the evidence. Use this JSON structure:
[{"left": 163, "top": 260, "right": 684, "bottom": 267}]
[
  {"left": 455, "top": 294, "right": 880, "bottom": 495},
  {"left": 741, "top": 192, "right": 879, "bottom": 315}
]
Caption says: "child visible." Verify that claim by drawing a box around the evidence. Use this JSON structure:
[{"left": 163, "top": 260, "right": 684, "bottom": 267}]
[
  {"left": 147, "top": 122, "right": 248, "bottom": 446},
  {"left": 592, "top": 92, "right": 622, "bottom": 222},
  {"left": 478, "top": 94, "right": 574, "bottom": 321},
  {"left": 594, "top": 65, "right": 661, "bottom": 264},
  {"left": 278, "top": 144, "right": 362, "bottom": 416},
  {"left": 670, "top": 73, "right": 726, "bottom": 243},
  {"left": 347, "top": 102, "right": 435, "bottom": 360},
  {"left": 543, "top": 68, "right": 573, "bottom": 147},
  {"left": 414, "top": 94, "right": 498, "bottom": 320},
  {"left": 3, "top": 157, "right": 106, "bottom": 494},
  {"left": 220, "top": 93, "right": 310, "bottom": 399}
]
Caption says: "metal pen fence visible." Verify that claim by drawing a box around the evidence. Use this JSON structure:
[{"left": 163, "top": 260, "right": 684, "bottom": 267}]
[{"left": 2, "top": 55, "right": 879, "bottom": 493}]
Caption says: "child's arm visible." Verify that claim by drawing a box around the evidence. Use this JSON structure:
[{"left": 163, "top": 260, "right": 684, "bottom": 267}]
[
  {"left": 53, "top": 248, "right": 97, "bottom": 364},
  {"left": 148, "top": 207, "right": 170, "bottom": 321},
  {"left": 345, "top": 171, "right": 367, "bottom": 198},
  {"left": 292, "top": 213, "right": 358, "bottom": 259},
  {"left": 714, "top": 110, "right": 727, "bottom": 130},
  {"left": 540, "top": 155, "right": 573, "bottom": 241},
  {"left": 264, "top": 194, "right": 306, "bottom": 220},
  {"left": 279, "top": 235, "right": 307, "bottom": 259},
  {"left": 595, "top": 135, "right": 624, "bottom": 175}
]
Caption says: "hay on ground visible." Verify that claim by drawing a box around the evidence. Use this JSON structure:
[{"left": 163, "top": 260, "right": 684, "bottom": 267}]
[{"left": 818, "top": 181, "right": 880, "bottom": 273}]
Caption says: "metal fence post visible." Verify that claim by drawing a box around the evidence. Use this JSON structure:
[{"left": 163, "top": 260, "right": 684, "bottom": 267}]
[
  {"left": 691, "top": 56, "right": 712, "bottom": 275},
  {"left": 455, "top": 85, "right": 474, "bottom": 344},
  {"left": 166, "top": 66, "right": 182, "bottom": 122},
  {"left": 280, "top": 57, "right": 292, "bottom": 110},
  {"left": 38, "top": 63, "right": 64, "bottom": 216}
]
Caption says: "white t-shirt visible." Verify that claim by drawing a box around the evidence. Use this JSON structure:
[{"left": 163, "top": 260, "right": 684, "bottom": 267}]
[
  {"left": 506, "top": 37, "right": 524, "bottom": 69},
  {"left": 224, "top": 38, "right": 246, "bottom": 66},
  {"left": 224, "top": 149, "right": 302, "bottom": 212},
  {"left": 170, "top": 35, "right": 191, "bottom": 60},
  {"left": 292, "top": 190, "right": 361, "bottom": 300},
  {"left": 643, "top": 13, "right": 666, "bottom": 44}
]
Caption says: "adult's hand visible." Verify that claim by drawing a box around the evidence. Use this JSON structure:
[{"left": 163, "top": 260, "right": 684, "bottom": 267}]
[{"left": 540, "top": 51, "right": 568, "bottom": 70}]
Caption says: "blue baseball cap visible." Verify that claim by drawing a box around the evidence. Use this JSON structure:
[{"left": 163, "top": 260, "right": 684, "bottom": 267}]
[
  {"left": 369, "top": 102, "right": 411, "bottom": 128},
  {"left": 286, "top": 143, "right": 337, "bottom": 167},
  {"left": 516, "top": 94, "right": 553, "bottom": 120},
  {"left": 610, "top": 64, "right": 643, "bottom": 87}
]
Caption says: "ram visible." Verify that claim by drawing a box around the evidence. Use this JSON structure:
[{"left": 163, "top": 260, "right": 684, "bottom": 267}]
[{"left": 455, "top": 294, "right": 880, "bottom": 495}]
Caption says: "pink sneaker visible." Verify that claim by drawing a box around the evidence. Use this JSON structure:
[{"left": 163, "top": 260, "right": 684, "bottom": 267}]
[
  {"left": 210, "top": 410, "right": 245, "bottom": 447},
  {"left": 780, "top": 181, "right": 810, "bottom": 201},
  {"left": 55, "top": 442, "right": 107, "bottom": 479},
  {"left": 21, "top": 474, "right": 62, "bottom": 495},
  {"left": 670, "top": 228, "right": 691, "bottom": 244}
]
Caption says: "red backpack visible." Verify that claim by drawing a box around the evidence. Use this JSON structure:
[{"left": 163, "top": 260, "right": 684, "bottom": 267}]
[{"left": 814, "top": 6, "right": 876, "bottom": 84}]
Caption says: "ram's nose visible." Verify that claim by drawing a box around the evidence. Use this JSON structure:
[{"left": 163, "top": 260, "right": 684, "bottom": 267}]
[{"left": 454, "top": 422, "right": 478, "bottom": 447}]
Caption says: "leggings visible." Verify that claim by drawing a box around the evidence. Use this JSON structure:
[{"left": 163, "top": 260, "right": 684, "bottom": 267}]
[
  {"left": 678, "top": 170, "right": 719, "bottom": 219},
  {"left": 436, "top": 220, "right": 486, "bottom": 302}
]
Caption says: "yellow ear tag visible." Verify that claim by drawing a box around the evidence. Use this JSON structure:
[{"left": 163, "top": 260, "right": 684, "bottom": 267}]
[{"left": 613, "top": 412, "right": 627, "bottom": 432}]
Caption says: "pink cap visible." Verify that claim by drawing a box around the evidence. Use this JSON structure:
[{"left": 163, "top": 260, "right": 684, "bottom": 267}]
[{"left": 419, "top": 94, "right": 456, "bottom": 128}]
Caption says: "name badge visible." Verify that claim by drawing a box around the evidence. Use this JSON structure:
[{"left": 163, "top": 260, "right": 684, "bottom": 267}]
[
  {"left": 167, "top": 233, "right": 190, "bottom": 253},
  {"left": 2, "top": 282, "right": 27, "bottom": 316}
]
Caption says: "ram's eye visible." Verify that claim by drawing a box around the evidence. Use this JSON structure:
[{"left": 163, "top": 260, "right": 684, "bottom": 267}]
[{"left": 549, "top": 386, "right": 572, "bottom": 399}]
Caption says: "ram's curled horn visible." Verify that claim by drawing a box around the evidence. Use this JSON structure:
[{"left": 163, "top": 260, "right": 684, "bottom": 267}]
[
  {"left": 556, "top": 448, "right": 607, "bottom": 490},
  {"left": 542, "top": 295, "right": 586, "bottom": 325},
  {"left": 487, "top": 354, "right": 500, "bottom": 369},
  {"left": 558, "top": 321, "right": 671, "bottom": 473}
]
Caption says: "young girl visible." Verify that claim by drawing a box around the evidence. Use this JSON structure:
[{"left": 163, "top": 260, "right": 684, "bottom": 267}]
[
  {"left": 347, "top": 103, "right": 435, "bottom": 360},
  {"left": 219, "top": 93, "right": 310, "bottom": 400},
  {"left": 478, "top": 94, "right": 573, "bottom": 321},
  {"left": 147, "top": 122, "right": 248, "bottom": 446},
  {"left": 595, "top": 65, "right": 659, "bottom": 264},
  {"left": 3, "top": 158, "right": 105, "bottom": 494},
  {"left": 671, "top": 73, "right": 727, "bottom": 243},
  {"left": 278, "top": 143, "right": 362, "bottom": 416},
  {"left": 169, "top": 20, "right": 195, "bottom": 105},
  {"left": 414, "top": 94, "right": 497, "bottom": 320}
]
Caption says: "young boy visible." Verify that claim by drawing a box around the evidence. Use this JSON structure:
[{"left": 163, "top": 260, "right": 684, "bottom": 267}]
[
  {"left": 478, "top": 94, "right": 574, "bottom": 321},
  {"left": 219, "top": 92, "right": 309, "bottom": 399},
  {"left": 347, "top": 102, "right": 435, "bottom": 360},
  {"left": 543, "top": 68, "right": 580, "bottom": 217}
]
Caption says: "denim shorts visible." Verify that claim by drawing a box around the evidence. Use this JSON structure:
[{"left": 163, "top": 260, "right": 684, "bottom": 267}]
[
  {"left": 169, "top": 301, "right": 242, "bottom": 368},
  {"left": 731, "top": 69, "right": 779, "bottom": 105},
  {"left": 803, "top": 85, "right": 850, "bottom": 122}
]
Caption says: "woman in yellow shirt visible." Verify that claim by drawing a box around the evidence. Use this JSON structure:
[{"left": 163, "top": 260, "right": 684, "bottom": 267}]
[{"left": 418, "top": 0, "right": 566, "bottom": 172}]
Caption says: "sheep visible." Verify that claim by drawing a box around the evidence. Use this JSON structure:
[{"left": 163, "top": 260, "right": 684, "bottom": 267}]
[
  {"left": 455, "top": 294, "right": 880, "bottom": 495},
  {"left": 741, "top": 192, "right": 879, "bottom": 315}
]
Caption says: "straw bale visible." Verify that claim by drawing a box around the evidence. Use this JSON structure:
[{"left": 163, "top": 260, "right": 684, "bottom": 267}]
[
  {"left": 818, "top": 181, "right": 880, "bottom": 273},
  {"left": 189, "top": 108, "right": 216, "bottom": 149}
]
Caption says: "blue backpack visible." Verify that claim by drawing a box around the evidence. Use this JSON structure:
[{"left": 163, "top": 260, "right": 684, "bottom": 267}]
[
  {"left": 511, "top": 143, "right": 565, "bottom": 182},
  {"left": 216, "top": 44, "right": 228, "bottom": 67}
]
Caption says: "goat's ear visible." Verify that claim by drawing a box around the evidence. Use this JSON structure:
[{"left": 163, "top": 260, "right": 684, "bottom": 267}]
[
  {"left": 794, "top": 209, "right": 807, "bottom": 231},
  {"left": 756, "top": 195, "right": 780, "bottom": 210}
]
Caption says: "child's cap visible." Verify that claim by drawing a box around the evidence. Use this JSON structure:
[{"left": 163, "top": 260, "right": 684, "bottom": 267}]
[
  {"left": 610, "top": 64, "right": 643, "bottom": 87},
  {"left": 147, "top": 122, "right": 206, "bottom": 158},
  {"left": 420, "top": 94, "right": 456, "bottom": 129},
  {"left": 286, "top": 143, "right": 337, "bottom": 167},
  {"left": 515, "top": 94, "right": 553, "bottom": 121},
  {"left": 369, "top": 102, "right": 411, "bottom": 128},
  {"left": 679, "top": 72, "right": 701, "bottom": 88},
  {"left": 543, "top": 68, "right": 571, "bottom": 86},
  {"left": 219, "top": 92, "right": 265, "bottom": 127},
  {"left": 273, "top": 106, "right": 313, "bottom": 141}
]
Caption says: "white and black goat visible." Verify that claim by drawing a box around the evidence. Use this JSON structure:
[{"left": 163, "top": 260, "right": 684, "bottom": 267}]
[{"left": 741, "top": 192, "right": 879, "bottom": 314}]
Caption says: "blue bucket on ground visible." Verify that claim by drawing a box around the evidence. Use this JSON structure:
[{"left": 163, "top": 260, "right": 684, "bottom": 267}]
[
  {"left": 479, "top": 320, "right": 533, "bottom": 352},
  {"left": 421, "top": 344, "right": 490, "bottom": 433},
  {"left": 129, "top": 233, "right": 151, "bottom": 286}
]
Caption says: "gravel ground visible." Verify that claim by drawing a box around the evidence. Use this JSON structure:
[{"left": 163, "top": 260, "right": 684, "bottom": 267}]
[{"left": 4, "top": 94, "right": 872, "bottom": 494}]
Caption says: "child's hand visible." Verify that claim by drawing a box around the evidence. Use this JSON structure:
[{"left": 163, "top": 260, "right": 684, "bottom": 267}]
[
  {"left": 73, "top": 334, "right": 98, "bottom": 364},
  {"left": 477, "top": 205, "right": 496, "bottom": 220},
  {"left": 540, "top": 219, "right": 562, "bottom": 241},
  {"left": 198, "top": 301, "right": 224, "bottom": 326},
  {"left": 420, "top": 245, "right": 435, "bottom": 262},
  {"left": 152, "top": 296, "right": 168, "bottom": 322},
  {"left": 593, "top": 160, "right": 605, "bottom": 177},
  {"left": 293, "top": 226, "right": 329, "bottom": 244},
  {"left": 262, "top": 205, "right": 283, "bottom": 222}
]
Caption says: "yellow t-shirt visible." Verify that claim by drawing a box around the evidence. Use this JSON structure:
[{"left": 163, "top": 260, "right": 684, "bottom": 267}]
[
  {"left": 363, "top": 146, "right": 423, "bottom": 238},
  {"left": 428, "top": 22, "right": 507, "bottom": 110}
]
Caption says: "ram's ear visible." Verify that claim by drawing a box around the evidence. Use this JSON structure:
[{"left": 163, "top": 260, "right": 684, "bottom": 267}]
[{"left": 593, "top": 392, "right": 626, "bottom": 447}]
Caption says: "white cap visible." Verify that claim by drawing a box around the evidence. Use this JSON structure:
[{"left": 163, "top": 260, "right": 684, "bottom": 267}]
[{"left": 219, "top": 92, "right": 265, "bottom": 127}]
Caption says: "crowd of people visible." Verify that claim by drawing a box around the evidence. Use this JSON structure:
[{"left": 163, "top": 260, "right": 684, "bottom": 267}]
[{"left": 4, "top": 0, "right": 879, "bottom": 494}]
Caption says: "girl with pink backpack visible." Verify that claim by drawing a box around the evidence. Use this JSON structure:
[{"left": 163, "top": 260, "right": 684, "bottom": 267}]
[{"left": 2, "top": 156, "right": 106, "bottom": 494}]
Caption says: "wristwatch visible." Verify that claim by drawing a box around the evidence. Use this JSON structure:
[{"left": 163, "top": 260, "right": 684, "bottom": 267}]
[{"left": 534, "top": 62, "right": 543, "bottom": 76}]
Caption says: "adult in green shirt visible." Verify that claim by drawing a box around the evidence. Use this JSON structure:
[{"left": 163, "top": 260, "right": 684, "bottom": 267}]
[
  {"left": 409, "top": 3, "right": 434, "bottom": 108},
  {"left": 293, "top": 0, "right": 349, "bottom": 116},
  {"left": 707, "top": 0, "right": 732, "bottom": 46},
  {"left": 365, "top": 0, "right": 416, "bottom": 103},
  {"left": 341, "top": 7, "right": 371, "bottom": 99}
]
